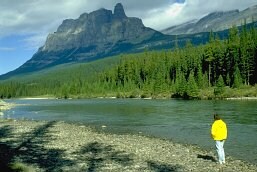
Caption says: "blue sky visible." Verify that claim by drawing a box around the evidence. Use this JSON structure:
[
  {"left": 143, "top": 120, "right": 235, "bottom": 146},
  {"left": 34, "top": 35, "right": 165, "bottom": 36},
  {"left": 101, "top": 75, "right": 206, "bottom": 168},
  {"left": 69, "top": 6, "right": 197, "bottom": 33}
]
[
  {"left": 0, "top": 0, "right": 256, "bottom": 75},
  {"left": 0, "top": 34, "right": 37, "bottom": 75}
]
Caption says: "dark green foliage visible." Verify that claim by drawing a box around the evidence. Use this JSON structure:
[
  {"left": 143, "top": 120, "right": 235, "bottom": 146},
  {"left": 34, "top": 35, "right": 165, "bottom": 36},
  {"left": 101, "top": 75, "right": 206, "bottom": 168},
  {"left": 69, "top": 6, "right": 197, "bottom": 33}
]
[
  {"left": 186, "top": 71, "right": 199, "bottom": 98},
  {"left": 233, "top": 66, "right": 243, "bottom": 88},
  {"left": 214, "top": 75, "right": 225, "bottom": 96},
  {"left": 0, "top": 26, "right": 257, "bottom": 99},
  {"left": 99, "top": 26, "right": 257, "bottom": 98}
]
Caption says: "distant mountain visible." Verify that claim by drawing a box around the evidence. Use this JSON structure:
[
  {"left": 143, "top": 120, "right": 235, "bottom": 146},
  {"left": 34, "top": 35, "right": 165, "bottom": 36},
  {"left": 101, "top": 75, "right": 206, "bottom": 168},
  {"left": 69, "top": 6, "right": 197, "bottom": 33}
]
[{"left": 162, "top": 5, "right": 257, "bottom": 35}]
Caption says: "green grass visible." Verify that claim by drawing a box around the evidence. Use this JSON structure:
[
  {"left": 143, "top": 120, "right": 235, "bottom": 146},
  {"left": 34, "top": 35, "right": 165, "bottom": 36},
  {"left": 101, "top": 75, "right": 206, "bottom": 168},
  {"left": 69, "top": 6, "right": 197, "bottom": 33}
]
[
  {"left": 198, "top": 85, "right": 257, "bottom": 99},
  {"left": 9, "top": 162, "right": 35, "bottom": 172}
]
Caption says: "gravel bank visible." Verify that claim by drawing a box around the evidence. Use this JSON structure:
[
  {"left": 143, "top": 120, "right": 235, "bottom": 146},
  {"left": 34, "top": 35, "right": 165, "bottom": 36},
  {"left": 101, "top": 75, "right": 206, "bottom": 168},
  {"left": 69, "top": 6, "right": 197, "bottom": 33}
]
[
  {"left": 0, "top": 100, "right": 14, "bottom": 111},
  {"left": 0, "top": 119, "right": 256, "bottom": 172}
]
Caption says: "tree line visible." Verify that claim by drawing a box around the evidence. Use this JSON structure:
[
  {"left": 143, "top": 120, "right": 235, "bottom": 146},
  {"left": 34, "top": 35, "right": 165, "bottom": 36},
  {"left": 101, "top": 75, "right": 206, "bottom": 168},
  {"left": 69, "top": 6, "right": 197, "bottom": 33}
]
[
  {"left": 0, "top": 26, "right": 257, "bottom": 99},
  {"left": 99, "top": 26, "right": 257, "bottom": 98}
]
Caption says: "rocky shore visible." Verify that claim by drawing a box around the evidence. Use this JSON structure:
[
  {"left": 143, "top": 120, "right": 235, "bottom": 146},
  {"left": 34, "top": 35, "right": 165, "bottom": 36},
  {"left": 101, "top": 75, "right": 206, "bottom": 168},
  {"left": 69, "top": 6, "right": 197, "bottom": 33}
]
[
  {"left": 0, "top": 119, "right": 256, "bottom": 172},
  {"left": 0, "top": 100, "right": 14, "bottom": 112}
]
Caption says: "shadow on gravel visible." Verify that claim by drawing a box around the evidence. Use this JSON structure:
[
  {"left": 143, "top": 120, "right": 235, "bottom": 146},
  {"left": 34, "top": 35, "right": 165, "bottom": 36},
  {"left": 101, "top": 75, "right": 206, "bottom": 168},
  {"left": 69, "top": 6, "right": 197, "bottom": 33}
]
[
  {"left": 197, "top": 154, "right": 216, "bottom": 162},
  {"left": 0, "top": 143, "right": 14, "bottom": 171},
  {"left": 0, "top": 125, "right": 13, "bottom": 138},
  {"left": 0, "top": 121, "right": 74, "bottom": 171},
  {"left": 147, "top": 161, "right": 183, "bottom": 172},
  {"left": 0, "top": 125, "right": 16, "bottom": 171},
  {"left": 77, "top": 141, "right": 133, "bottom": 171}
]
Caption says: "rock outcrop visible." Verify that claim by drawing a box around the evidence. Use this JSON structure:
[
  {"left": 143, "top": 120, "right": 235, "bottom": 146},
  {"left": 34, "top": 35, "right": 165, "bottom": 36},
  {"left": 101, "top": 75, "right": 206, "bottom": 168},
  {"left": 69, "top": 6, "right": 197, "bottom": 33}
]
[{"left": 9, "top": 3, "right": 162, "bottom": 74}]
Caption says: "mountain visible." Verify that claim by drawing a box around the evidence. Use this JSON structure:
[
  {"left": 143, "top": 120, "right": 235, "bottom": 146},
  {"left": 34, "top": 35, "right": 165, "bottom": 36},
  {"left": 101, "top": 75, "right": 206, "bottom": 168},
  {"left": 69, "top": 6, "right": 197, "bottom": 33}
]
[
  {"left": 2, "top": 3, "right": 165, "bottom": 78},
  {"left": 162, "top": 5, "right": 257, "bottom": 35},
  {"left": 2, "top": 3, "right": 257, "bottom": 80}
]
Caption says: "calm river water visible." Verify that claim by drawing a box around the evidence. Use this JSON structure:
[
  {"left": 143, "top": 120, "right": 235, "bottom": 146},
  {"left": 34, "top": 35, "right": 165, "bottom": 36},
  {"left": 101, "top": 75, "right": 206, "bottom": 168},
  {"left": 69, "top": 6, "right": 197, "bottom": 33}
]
[{"left": 2, "top": 98, "right": 257, "bottom": 164}]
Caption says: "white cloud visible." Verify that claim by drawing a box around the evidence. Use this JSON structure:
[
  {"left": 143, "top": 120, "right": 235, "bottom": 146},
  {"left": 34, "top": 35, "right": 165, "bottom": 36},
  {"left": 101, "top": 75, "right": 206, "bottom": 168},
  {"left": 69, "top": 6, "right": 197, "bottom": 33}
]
[
  {"left": 0, "top": 47, "right": 16, "bottom": 51},
  {"left": 142, "top": 0, "right": 257, "bottom": 30},
  {"left": 143, "top": 3, "right": 185, "bottom": 30},
  {"left": 21, "top": 34, "right": 47, "bottom": 51},
  {"left": 0, "top": 0, "right": 256, "bottom": 50},
  {"left": 0, "top": 0, "right": 177, "bottom": 37}
]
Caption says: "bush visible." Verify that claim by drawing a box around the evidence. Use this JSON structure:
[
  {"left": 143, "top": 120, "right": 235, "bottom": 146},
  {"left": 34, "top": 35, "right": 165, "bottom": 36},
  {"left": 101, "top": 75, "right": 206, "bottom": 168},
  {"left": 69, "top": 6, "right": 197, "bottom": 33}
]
[{"left": 9, "top": 162, "right": 35, "bottom": 172}]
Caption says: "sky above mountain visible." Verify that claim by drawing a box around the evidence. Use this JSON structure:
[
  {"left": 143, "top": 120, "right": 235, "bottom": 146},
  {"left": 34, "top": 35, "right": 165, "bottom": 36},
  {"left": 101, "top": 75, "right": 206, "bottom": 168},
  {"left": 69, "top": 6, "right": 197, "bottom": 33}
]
[{"left": 0, "top": 0, "right": 256, "bottom": 75}]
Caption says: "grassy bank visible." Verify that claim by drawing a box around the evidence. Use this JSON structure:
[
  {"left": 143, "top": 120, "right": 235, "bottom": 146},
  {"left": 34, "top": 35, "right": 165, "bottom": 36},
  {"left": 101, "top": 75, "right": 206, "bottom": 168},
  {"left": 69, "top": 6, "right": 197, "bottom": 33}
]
[
  {"left": 24, "top": 84, "right": 256, "bottom": 100},
  {"left": 68, "top": 85, "right": 257, "bottom": 100},
  {"left": 0, "top": 119, "right": 256, "bottom": 172}
]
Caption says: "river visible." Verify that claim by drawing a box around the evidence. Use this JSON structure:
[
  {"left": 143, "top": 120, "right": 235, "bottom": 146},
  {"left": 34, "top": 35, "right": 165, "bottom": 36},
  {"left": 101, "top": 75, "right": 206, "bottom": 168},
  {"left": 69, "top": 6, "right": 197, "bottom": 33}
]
[{"left": 2, "top": 98, "right": 257, "bottom": 164}]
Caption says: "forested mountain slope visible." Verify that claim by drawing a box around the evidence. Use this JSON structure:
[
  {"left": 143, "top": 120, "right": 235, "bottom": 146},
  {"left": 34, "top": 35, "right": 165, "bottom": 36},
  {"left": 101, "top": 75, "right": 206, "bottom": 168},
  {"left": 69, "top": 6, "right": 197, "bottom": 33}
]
[{"left": 1, "top": 26, "right": 256, "bottom": 99}]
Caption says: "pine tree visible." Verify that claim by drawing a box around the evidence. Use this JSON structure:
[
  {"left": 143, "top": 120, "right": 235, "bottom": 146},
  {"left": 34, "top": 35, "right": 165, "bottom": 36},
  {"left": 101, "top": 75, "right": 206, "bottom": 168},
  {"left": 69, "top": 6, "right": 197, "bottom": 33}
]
[
  {"left": 174, "top": 69, "right": 187, "bottom": 97},
  {"left": 214, "top": 75, "right": 225, "bottom": 96},
  {"left": 233, "top": 66, "right": 243, "bottom": 88},
  {"left": 186, "top": 71, "right": 199, "bottom": 98},
  {"left": 205, "top": 45, "right": 215, "bottom": 87}
]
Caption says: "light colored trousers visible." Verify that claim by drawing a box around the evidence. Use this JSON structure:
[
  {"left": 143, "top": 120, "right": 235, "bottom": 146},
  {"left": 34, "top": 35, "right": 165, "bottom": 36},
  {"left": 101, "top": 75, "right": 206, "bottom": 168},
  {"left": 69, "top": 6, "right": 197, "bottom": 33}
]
[{"left": 215, "top": 140, "right": 225, "bottom": 164}]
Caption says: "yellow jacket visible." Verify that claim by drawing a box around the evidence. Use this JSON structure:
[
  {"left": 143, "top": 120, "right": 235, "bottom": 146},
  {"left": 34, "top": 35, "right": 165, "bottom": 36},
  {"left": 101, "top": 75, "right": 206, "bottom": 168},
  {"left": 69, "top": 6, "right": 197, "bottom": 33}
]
[{"left": 211, "top": 119, "right": 227, "bottom": 140}]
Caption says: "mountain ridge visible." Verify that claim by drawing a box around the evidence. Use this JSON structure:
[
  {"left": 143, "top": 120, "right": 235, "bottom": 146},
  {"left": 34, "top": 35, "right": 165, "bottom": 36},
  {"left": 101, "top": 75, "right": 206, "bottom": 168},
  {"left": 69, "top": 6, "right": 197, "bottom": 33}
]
[
  {"left": 2, "top": 3, "right": 163, "bottom": 78},
  {"left": 162, "top": 4, "right": 257, "bottom": 35},
  {"left": 1, "top": 3, "right": 257, "bottom": 80}
]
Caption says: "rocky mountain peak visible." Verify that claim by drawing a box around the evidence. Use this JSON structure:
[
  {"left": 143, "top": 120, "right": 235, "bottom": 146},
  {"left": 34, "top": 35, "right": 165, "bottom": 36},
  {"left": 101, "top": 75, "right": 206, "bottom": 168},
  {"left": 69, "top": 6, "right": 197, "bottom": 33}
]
[
  {"left": 6, "top": 3, "right": 161, "bottom": 76},
  {"left": 114, "top": 3, "right": 127, "bottom": 19}
]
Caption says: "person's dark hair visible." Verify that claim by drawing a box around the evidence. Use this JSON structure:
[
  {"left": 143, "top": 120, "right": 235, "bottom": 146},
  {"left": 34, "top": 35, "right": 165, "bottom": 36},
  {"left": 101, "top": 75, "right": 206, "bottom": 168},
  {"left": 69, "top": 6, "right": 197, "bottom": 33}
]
[{"left": 214, "top": 114, "right": 221, "bottom": 120}]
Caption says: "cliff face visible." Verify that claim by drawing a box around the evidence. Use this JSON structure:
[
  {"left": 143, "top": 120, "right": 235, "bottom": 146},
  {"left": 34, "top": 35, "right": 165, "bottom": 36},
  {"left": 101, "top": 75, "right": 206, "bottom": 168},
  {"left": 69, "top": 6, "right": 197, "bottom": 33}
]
[
  {"left": 43, "top": 3, "right": 154, "bottom": 51},
  {"left": 13, "top": 3, "right": 160, "bottom": 74}
]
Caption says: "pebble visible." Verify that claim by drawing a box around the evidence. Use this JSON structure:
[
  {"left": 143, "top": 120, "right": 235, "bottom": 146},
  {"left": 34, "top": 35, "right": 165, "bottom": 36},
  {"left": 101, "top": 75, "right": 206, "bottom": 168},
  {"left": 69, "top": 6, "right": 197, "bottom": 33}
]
[{"left": 0, "top": 119, "right": 257, "bottom": 172}]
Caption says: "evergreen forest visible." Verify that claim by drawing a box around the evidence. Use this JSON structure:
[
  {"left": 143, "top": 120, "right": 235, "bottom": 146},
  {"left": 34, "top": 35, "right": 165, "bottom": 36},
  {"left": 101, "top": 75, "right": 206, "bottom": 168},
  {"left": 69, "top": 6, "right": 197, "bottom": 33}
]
[{"left": 0, "top": 26, "right": 257, "bottom": 99}]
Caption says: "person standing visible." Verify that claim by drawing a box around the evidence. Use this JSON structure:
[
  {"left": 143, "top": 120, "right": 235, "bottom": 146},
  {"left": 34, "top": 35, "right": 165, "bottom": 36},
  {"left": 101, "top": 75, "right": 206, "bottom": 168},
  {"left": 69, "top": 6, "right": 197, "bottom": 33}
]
[{"left": 211, "top": 114, "right": 227, "bottom": 164}]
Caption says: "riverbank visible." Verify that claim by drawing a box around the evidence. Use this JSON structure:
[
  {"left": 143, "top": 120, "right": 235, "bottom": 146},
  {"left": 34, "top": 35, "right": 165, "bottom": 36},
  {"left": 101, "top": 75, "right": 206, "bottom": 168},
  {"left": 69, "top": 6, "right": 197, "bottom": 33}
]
[
  {"left": 0, "top": 119, "right": 256, "bottom": 172},
  {"left": 225, "top": 97, "right": 257, "bottom": 100},
  {"left": 0, "top": 100, "right": 14, "bottom": 111}
]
